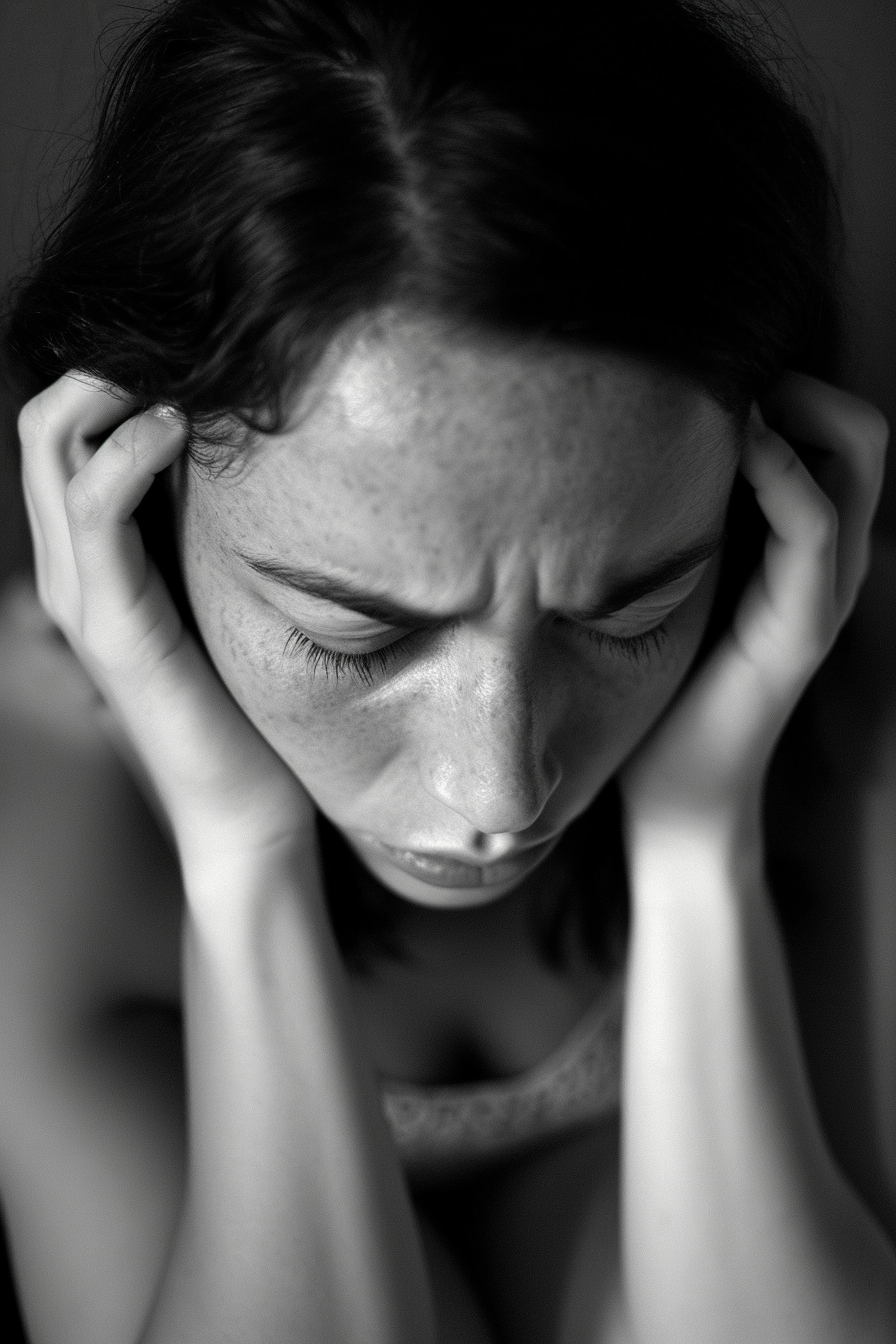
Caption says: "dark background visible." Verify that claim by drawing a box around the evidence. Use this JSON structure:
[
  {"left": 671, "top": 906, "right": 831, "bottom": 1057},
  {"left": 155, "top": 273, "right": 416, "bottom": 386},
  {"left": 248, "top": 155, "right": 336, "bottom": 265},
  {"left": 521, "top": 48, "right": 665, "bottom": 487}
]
[{"left": 0, "top": 2, "right": 893, "bottom": 1339}]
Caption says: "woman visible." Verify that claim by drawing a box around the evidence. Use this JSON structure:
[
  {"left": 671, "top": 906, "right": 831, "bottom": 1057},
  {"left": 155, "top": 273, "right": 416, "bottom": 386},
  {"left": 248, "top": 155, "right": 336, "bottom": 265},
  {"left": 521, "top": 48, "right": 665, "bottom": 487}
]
[{"left": 1, "top": 0, "right": 895, "bottom": 1340}]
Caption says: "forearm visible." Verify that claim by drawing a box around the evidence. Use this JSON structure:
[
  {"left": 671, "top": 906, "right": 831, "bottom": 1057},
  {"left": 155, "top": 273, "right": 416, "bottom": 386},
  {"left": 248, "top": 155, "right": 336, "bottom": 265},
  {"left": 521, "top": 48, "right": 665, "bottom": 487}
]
[
  {"left": 138, "top": 836, "right": 436, "bottom": 1344},
  {"left": 619, "top": 822, "right": 896, "bottom": 1344}
]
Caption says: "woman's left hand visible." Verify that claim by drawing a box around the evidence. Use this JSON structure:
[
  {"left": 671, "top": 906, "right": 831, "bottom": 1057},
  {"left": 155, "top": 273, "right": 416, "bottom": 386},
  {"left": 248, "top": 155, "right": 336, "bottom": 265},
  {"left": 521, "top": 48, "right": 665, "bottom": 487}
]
[{"left": 619, "top": 372, "right": 888, "bottom": 847}]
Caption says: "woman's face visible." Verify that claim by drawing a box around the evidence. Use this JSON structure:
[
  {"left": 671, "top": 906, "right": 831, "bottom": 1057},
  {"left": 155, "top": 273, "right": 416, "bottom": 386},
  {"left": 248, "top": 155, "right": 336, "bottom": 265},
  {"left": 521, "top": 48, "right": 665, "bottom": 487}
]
[{"left": 179, "top": 314, "right": 741, "bottom": 908}]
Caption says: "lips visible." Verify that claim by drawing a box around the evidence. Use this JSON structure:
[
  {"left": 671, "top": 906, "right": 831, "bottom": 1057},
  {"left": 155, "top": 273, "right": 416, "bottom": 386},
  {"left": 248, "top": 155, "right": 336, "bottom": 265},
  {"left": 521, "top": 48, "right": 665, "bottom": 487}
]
[{"left": 351, "top": 833, "right": 560, "bottom": 888}]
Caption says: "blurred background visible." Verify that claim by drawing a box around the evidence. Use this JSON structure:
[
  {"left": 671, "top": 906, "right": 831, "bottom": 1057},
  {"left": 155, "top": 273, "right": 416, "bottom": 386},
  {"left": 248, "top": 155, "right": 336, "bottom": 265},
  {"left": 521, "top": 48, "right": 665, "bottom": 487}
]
[{"left": 1, "top": 0, "right": 894, "bottom": 582}]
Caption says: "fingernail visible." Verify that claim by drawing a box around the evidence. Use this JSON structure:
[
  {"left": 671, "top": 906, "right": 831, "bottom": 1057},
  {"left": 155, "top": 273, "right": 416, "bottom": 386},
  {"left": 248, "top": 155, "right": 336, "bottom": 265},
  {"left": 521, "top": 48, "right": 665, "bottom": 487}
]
[{"left": 149, "top": 403, "right": 183, "bottom": 423}]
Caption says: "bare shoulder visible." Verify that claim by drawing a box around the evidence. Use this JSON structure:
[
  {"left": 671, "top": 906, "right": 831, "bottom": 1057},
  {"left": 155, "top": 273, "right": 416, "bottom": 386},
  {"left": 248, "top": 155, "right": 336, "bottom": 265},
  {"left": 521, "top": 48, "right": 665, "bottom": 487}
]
[{"left": 0, "top": 577, "right": 187, "bottom": 1344}]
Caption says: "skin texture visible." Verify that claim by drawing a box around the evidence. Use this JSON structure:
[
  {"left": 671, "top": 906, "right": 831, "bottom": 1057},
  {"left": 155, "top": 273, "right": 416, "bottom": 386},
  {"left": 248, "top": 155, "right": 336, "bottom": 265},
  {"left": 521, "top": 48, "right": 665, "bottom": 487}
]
[
  {"left": 176, "top": 313, "right": 741, "bottom": 908},
  {"left": 14, "top": 317, "right": 895, "bottom": 1344}
]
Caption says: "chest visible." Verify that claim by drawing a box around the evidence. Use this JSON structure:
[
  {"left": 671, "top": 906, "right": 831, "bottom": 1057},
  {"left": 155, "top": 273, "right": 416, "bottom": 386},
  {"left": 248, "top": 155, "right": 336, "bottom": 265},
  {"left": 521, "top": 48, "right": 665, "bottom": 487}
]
[{"left": 347, "top": 923, "right": 609, "bottom": 1086}]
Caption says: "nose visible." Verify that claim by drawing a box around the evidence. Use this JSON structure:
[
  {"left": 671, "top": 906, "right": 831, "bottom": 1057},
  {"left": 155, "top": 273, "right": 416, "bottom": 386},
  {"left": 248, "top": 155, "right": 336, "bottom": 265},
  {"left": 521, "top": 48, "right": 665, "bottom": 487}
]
[{"left": 419, "top": 638, "right": 562, "bottom": 835}]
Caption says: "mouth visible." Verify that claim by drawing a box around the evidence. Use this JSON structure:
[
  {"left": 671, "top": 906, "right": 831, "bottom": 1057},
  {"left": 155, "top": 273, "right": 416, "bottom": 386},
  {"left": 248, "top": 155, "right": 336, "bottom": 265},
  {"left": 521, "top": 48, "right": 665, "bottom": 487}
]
[{"left": 350, "top": 833, "right": 561, "bottom": 889}]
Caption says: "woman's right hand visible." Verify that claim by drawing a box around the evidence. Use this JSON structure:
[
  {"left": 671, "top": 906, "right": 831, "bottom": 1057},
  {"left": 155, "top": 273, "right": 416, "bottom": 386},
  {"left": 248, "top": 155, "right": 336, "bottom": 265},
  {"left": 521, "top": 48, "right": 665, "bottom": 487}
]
[{"left": 19, "top": 372, "right": 317, "bottom": 877}]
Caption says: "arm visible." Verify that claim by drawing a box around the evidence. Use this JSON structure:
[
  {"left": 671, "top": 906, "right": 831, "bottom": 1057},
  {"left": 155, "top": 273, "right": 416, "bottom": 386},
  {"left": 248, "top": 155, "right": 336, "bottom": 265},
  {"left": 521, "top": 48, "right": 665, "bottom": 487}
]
[
  {"left": 19, "top": 375, "right": 437, "bottom": 1344},
  {"left": 615, "top": 377, "right": 896, "bottom": 1344},
  {"left": 622, "top": 827, "right": 896, "bottom": 1344},
  {"left": 140, "top": 837, "right": 435, "bottom": 1344}
]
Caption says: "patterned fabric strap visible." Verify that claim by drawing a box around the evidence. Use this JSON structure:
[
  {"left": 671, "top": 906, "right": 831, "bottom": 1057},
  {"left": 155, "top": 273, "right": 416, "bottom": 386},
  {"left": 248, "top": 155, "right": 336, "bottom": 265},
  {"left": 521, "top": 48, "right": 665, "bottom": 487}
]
[{"left": 379, "top": 975, "right": 624, "bottom": 1180}]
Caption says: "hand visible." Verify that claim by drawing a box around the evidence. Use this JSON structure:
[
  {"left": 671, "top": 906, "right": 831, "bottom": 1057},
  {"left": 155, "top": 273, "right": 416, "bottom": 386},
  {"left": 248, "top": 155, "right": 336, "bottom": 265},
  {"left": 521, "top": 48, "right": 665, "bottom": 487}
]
[
  {"left": 618, "top": 371, "right": 888, "bottom": 849},
  {"left": 19, "top": 372, "right": 317, "bottom": 875}
]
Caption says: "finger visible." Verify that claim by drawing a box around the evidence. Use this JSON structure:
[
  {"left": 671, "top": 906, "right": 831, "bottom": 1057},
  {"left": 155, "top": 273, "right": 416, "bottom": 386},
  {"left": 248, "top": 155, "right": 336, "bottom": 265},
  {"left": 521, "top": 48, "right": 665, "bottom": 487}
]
[
  {"left": 65, "top": 409, "right": 186, "bottom": 652},
  {"left": 20, "top": 472, "right": 54, "bottom": 614},
  {"left": 737, "top": 425, "right": 839, "bottom": 684},
  {"left": 20, "top": 372, "right": 141, "bottom": 500},
  {"left": 756, "top": 372, "right": 888, "bottom": 610},
  {"left": 19, "top": 374, "right": 143, "bottom": 630}
]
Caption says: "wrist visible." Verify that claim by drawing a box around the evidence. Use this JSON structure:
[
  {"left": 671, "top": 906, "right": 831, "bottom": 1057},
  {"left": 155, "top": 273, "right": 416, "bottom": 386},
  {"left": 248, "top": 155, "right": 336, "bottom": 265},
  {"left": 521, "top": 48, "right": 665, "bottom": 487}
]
[
  {"left": 624, "top": 803, "right": 766, "bottom": 914},
  {"left": 180, "top": 825, "right": 327, "bottom": 927}
]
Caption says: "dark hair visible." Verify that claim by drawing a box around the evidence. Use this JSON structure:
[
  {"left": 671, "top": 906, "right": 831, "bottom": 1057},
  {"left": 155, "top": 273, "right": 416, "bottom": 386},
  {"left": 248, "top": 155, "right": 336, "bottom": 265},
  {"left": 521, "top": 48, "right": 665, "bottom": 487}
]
[
  {"left": 3, "top": 0, "right": 844, "bottom": 972},
  {"left": 5, "top": 0, "right": 843, "bottom": 439}
]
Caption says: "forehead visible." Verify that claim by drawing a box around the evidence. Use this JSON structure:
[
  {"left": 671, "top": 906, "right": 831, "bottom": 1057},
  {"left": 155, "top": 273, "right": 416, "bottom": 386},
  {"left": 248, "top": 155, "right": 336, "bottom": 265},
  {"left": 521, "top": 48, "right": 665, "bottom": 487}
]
[{"left": 202, "top": 316, "right": 740, "bottom": 598}]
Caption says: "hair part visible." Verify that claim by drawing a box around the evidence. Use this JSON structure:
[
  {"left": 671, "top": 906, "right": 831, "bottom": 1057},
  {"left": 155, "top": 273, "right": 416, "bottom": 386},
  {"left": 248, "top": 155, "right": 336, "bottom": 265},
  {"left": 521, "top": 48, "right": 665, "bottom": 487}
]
[
  {"left": 2, "top": 0, "right": 845, "bottom": 971},
  {"left": 5, "top": 0, "right": 844, "bottom": 460}
]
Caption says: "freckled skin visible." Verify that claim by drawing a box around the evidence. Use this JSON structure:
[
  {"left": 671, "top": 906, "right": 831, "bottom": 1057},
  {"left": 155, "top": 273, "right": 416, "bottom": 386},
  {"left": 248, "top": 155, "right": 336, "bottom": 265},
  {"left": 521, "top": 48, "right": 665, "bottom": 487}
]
[{"left": 178, "top": 312, "right": 740, "bottom": 908}]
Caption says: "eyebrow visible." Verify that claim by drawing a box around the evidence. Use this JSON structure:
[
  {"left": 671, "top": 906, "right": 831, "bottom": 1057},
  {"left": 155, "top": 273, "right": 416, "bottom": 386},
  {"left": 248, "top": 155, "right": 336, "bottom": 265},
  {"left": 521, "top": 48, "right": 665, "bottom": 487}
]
[{"left": 236, "top": 534, "right": 725, "bottom": 627}]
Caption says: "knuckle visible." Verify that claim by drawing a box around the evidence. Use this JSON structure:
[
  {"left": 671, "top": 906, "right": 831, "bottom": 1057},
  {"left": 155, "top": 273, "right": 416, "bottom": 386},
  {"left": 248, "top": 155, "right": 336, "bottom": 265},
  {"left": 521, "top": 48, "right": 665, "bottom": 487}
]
[
  {"left": 64, "top": 471, "right": 104, "bottom": 530},
  {"left": 16, "top": 394, "right": 50, "bottom": 451}
]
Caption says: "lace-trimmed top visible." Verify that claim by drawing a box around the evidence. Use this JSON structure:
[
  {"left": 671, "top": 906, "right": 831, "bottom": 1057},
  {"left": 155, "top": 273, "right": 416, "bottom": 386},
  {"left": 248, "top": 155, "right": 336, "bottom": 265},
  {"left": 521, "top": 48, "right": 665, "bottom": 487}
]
[{"left": 379, "top": 973, "right": 625, "bottom": 1182}]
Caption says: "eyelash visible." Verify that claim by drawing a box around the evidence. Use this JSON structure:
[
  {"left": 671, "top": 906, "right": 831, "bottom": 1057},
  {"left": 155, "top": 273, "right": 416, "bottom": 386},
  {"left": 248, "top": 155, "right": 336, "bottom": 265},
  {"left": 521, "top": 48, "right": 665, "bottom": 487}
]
[
  {"left": 283, "top": 628, "right": 409, "bottom": 686},
  {"left": 283, "top": 618, "right": 671, "bottom": 685}
]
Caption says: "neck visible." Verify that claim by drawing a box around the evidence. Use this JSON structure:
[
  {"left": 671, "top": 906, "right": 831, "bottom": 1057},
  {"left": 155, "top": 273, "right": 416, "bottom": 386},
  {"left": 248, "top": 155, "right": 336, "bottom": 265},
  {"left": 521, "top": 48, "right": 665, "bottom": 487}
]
[{"left": 382, "top": 846, "right": 576, "bottom": 969}]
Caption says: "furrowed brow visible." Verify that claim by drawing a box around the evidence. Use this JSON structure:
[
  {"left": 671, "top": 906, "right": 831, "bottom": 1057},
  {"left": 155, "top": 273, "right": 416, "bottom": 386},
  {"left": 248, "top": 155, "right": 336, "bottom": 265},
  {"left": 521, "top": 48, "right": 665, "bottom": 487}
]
[
  {"left": 563, "top": 535, "right": 724, "bottom": 619},
  {"left": 237, "top": 554, "right": 446, "bottom": 627},
  {"left": 238, "top": 532, "right": 724, "bottom": 627}
]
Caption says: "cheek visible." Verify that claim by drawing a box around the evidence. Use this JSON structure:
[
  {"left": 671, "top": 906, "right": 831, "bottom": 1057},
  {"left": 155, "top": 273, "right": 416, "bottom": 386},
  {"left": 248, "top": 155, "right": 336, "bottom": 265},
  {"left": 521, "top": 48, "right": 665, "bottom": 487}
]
[
  {"left": 177, "top": 514, "right": 391, "bottom": 801},
  {"left": 562, "top": 633, "right": 688, "bottom": 768},
  {"left": 184, "top": 541, "right": 722, "bottom": 819},
  {"left": 192, "top": 585, "right": 403, "bottom": 800}
]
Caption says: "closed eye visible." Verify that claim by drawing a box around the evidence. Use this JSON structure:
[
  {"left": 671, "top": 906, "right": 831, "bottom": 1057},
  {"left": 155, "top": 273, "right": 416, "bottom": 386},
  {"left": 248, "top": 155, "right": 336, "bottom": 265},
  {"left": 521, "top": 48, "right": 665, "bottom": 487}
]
[
  {"left": 283, "top": 627, "right": 417, "bottom": 684},
  {"left": 566, "top": 560, "right": 711, "bottom": 637},
  {"left": 280, "top": 556, "right": 714, "bottom": 682}
]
